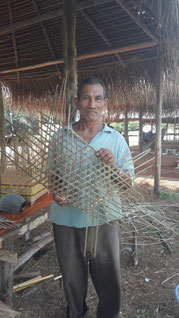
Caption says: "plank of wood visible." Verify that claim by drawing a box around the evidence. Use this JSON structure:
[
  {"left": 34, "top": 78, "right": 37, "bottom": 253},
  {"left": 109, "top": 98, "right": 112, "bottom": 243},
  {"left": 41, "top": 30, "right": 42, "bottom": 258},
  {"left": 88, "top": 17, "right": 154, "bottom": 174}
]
[
  {"left": 0, "top": 300, "right": 21, "bottom": 317},
  {"left": 14, "top": 271, "right": 40, "bottom": 281},
  {"left": 0, "top": 249, "right": 17, "bottom": 264},
  {"left": 0, "top": 41, "right": 156, "bottom": 75},
  {"left": 13, "top": 235, "right": 53, "bottom": 272},
  {"left": 0, "top": 239, "right": 14, "bottom": 306},
  {"left": 0, "top": 0, "right": 112, "bottom": 36}
]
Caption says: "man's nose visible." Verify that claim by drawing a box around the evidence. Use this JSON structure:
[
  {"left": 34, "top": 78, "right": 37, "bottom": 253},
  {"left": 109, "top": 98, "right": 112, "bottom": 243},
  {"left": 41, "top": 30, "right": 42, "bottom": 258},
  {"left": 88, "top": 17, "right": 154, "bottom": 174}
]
[{"left": 88, "top": 98, "right": 96, "bottom": 107}]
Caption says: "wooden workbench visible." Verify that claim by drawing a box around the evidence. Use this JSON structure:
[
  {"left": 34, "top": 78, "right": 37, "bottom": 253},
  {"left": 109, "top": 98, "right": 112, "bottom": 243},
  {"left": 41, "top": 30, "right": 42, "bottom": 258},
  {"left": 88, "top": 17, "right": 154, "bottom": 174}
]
[{"left": 0, "top": 192, "right": 53, "bottom": 307}]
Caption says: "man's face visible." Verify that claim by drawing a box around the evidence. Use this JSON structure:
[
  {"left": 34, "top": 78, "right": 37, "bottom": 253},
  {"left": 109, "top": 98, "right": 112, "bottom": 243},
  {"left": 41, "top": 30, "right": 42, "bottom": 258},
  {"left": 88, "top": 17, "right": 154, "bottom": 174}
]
[{"left": 75, "top": 84, "right": 107, "bottom": 122}]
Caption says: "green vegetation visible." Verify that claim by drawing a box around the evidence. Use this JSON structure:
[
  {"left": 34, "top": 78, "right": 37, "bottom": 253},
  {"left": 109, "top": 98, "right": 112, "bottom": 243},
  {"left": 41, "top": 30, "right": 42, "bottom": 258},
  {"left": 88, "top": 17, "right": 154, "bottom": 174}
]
[
  {"left": 137, "top": 313, "right": 150, "bottom": 318},
  {"left": 137, "top": 311, "right": 171, "bottom": 318},
  {"left": 158, "top": 190, "right": 179, "bottom": 201},
  {"left": 5, "top": 108, "right": 39, "bottom": 136},
  {"left": 111, "top": 121, "right": 139, "bottom": 132},
  {"left": 110, "top": 122, "right": 175, "bottom": 133}
]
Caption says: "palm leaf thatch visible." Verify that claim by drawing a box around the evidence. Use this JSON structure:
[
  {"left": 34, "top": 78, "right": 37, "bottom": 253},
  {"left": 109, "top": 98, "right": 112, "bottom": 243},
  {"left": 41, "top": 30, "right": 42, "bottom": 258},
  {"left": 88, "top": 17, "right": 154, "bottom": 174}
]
[{"left": 0, "top": 0, "right": 178, "bottom": 115}]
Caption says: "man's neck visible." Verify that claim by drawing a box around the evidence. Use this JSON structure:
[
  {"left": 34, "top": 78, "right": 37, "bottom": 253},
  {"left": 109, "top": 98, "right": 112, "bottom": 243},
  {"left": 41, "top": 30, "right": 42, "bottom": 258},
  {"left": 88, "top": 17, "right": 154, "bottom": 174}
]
[
  {"left": 74, "top": 120, "right": 103, "bottom": 133},
  {"left": 72, "top": 120, "right": 104, "bottom": 143}
]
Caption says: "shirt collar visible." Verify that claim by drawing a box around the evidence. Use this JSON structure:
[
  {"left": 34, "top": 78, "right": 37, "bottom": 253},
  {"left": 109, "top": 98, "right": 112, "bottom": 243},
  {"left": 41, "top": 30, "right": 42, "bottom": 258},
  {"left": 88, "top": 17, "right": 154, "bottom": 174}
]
[
  {"left": 103, "top": 123, "right": 113, "bottom": 133},
  {"left": 67, "top": 122, "right": 113, "bottom": 133}
]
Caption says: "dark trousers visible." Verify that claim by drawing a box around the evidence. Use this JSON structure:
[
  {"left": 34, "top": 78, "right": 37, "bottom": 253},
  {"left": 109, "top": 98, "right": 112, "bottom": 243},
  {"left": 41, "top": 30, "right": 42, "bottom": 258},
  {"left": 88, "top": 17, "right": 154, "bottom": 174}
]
[{"left": 53, "top": 222, "right": 121, "bottom": 318}]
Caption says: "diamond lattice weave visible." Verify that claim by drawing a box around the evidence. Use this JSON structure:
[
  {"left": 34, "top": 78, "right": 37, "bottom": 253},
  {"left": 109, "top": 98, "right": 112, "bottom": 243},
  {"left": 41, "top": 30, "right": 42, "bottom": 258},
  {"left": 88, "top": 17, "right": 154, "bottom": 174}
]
[
  {"left": 46, "top": 127, "right": 132, "bottom": 225},
  {"left": 3, "top": 113, "right": 178, "bottom": 255}
]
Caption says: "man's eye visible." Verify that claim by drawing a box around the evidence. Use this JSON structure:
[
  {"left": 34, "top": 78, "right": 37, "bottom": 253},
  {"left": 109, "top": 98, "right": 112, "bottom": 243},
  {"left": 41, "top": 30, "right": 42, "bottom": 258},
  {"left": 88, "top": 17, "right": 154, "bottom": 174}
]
[{"left": 96, "top": 97, "right": 103, "bottom": 101}]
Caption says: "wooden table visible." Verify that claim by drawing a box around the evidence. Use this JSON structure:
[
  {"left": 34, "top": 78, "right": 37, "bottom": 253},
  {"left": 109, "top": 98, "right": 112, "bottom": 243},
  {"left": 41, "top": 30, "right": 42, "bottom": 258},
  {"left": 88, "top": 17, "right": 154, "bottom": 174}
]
[{"left": 0, "top": 192, "right": 53, "bottom": 307}]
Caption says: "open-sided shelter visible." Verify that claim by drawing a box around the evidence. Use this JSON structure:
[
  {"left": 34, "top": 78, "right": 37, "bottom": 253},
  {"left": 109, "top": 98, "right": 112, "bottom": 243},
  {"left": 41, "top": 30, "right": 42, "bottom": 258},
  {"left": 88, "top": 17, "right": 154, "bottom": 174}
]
[{"left": 0, "top": 0, "right": 179, "bottom": 190}]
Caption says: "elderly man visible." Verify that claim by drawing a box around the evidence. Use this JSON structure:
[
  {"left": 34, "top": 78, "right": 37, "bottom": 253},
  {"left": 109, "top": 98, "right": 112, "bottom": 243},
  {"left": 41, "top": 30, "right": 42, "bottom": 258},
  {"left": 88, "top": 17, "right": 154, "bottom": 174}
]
[{"left": 50, "top": 78, "right": 134, "bottom": 318}]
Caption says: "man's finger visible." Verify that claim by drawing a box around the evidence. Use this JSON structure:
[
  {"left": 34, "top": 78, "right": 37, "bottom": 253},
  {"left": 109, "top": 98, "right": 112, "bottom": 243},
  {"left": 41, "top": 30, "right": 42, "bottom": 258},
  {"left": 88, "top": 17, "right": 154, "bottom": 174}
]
[{"left": 96, "top": 149, "right": 114, "bottom": 163}]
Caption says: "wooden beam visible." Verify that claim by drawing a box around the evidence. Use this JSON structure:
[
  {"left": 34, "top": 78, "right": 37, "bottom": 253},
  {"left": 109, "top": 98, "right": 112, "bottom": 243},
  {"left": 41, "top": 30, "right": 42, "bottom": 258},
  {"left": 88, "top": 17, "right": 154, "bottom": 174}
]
[
  {"left": 0, "top": 210, "right": 49, "bottom": 243},
  {"left": 0, "top": 249, "right": 17, "bottom": 264},
  {"left": 0, "top": 0, "right": 113, "bottom": 36},
  {"left": 0, "top": 41, "right": 156, "bottom": 75},
  {"left": 63, "top": 0, "right": 77, "bottom": 122},
  {"left": 14, "top": 272, "right": 40, "bottom": 281},
  {"left": 32, "top": 0, "right": 61, "bottom": 78},
  {"left": 139, "top": 102, "right": 143, "bottom": 152},
  {"left": 7, "top": 0, "right": 20, "bottom": 82},
  {"left": 0, "top": 301, "right": 20, "bottom": 317},
  {"left": 0, "top": 239, "right": 14, "bottom": 306},
  {"left": 115, "top": 0, "right": 158, "bottom": 43},
  {"left": 13, "top": 235, "right": 53, "bottom": 272},
  {"left": 154, "top": 48, "right": 163, "bottom": 193},
  {"left": 81, "top": 10, "right": 126, "bottom": 67},
  {"left": 124, "top": 103, "right": 129, "bottom": 145},
  {"left": 0, "top": 87, "right": 5, "bottom": 198}
]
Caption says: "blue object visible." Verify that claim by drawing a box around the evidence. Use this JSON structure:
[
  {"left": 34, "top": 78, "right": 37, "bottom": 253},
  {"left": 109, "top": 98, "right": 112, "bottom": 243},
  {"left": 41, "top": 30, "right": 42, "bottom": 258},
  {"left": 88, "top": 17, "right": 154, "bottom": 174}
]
[
  {"left": 0, "top": 193, "right": 26, "bottom": 213},
  {"left": 175, "top": 285, "right": 179, "bottom": 304}
]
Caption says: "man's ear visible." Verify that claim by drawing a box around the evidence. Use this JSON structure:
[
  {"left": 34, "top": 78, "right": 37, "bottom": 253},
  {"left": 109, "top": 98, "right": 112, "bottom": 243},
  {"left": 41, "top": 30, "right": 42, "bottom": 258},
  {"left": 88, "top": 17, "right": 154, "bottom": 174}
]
[
  {"left": 102, "top": 98, "right": 108, "bottom": 120},
  {"left": 104, "top": 98, "right": 108, "bottom": 108},
  {"left": 74, "top": 97, "right": 79, "bottom": 109}
]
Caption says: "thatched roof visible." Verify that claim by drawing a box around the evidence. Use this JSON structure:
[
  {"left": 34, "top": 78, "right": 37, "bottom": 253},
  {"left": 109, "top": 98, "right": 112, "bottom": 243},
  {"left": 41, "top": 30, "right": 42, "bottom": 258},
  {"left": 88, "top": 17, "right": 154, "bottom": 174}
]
[{"left": 0, "top": 0, "right": 179, "bottom": 114}]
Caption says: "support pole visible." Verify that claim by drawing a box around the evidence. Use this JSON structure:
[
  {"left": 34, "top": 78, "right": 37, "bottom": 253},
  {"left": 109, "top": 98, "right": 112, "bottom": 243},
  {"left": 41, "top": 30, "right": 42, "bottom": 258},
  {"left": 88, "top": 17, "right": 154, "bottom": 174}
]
[
  {"left": 124, "top": 103, "right": 129, "bottom": 145},
  {"left": 0, "top": 239, "right": 14, "bottom": 307},
  {"left": 139, "top": 102, "right": 143, "bottom": 152},
  {"left": 154, "top": 48, "right": 163, "bottom": 193},
  {"left": 63, "top": 0, "right": 77, "bottom": 123},
  {"left": 0, "top": 86, "right": 5, "bottom": 198}
]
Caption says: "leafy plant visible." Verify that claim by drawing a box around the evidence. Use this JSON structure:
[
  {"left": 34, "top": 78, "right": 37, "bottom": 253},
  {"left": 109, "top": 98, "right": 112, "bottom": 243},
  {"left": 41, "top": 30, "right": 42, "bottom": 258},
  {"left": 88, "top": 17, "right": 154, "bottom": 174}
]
[
  {"left": 5, "top": 108, "right": 39, "bottom": 137},
  {"left": 158, "top": 190, "right": 179, "bottom": 201},
  {"left": 137, "top": 313, "right": 150, "bottom": 318}
]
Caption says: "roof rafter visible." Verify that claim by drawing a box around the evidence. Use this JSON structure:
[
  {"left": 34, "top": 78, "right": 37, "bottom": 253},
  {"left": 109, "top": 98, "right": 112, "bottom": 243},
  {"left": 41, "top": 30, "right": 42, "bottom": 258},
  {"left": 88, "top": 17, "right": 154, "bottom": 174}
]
[
  {"left": 80, "top": 10, "right": 126, "bottom": 67},
  {"left": 115, "top": 0, "right": 159, "bottom": 43},
  {"left": 0, "top": 41, "right": 156, "bottom": 75},
  {"left": 32, "top": 0, "right": 61, "bottom": 78},
  {"left": 0, "top": 0, "right": 113, "bottom": 36},
  {"left": 7, "top": 0, "right": 20, "bottom": 82}
]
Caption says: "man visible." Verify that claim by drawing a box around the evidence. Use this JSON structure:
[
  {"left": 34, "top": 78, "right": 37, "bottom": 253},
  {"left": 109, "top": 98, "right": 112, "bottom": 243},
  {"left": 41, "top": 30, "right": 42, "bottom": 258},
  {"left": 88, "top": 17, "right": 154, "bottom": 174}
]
[{"left": 49, "top": 78, "right": 134, "bottom": 318}]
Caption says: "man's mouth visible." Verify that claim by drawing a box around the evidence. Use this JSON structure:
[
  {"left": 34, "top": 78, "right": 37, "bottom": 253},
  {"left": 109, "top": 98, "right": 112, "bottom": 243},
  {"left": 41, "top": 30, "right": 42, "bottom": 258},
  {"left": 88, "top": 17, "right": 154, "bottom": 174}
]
[{"left": 86, "top": 110, "right": 98, "bottom": 114}]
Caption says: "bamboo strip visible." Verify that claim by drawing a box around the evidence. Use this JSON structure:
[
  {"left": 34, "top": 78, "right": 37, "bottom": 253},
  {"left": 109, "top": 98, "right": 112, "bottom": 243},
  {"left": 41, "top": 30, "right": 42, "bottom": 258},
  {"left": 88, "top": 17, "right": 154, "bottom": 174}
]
[{"left": 13, "top": 274, "right": 54, "bottom": 292}]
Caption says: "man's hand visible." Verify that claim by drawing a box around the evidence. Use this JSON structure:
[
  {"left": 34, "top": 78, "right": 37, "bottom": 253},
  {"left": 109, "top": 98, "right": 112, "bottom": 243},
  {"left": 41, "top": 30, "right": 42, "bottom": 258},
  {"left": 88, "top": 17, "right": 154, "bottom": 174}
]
[
  {"left": 95, "top": 148, "right": 114, "bottom": 164},
  {"left": 53, "top": 193, "right": 68, "bottom": 207}
]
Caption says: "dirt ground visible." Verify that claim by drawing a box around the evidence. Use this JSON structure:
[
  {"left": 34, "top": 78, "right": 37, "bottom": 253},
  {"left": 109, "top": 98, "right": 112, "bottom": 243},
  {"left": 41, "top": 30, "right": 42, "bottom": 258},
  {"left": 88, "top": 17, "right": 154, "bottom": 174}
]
[{"left": 13, "top": 153, "right": 179, "bottom": 318}]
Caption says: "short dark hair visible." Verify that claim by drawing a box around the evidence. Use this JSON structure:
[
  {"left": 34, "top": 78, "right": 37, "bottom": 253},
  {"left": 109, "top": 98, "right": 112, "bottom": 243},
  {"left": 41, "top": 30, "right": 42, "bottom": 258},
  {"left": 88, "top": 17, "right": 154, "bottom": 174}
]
[{"left": 77, "top": 77, "right": 106, "bottom": 100}]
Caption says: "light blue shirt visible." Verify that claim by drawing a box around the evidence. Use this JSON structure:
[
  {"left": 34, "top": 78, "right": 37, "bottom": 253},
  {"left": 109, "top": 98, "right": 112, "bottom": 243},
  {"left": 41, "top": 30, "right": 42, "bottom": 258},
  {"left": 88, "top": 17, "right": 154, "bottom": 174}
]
[{"left": 49, "top": 123, "right": 134, "bottom": 228}]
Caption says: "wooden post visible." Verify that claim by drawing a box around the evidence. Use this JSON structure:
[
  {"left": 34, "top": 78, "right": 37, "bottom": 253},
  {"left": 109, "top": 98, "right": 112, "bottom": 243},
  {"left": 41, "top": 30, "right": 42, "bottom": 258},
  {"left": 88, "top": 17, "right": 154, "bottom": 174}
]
[
  {"left": 174, "top": 116, "right": 176, "bottom": 141},
  {"left": 154, "top": 48, "right": 163, "bottom": 193},
  {"left": 124, "top": 103, "right": 129, "bottom": 145},
  {"left": 139, "top": 102, "right": 143, "bottom": 152},
  {"left": 0, "top": 239, "right": 14, "bottom": 307},
  {"left": 63, "top": 0, "right": 77, "bottom": 123},
  {"left": 0, "top": 86, "right": 5, "bottom": 198}
]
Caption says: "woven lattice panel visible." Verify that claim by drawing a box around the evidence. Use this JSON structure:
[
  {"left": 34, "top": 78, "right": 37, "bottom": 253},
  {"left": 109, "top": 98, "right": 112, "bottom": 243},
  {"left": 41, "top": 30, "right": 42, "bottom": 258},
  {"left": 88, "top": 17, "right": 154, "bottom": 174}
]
[{"left": 4, "top": 113, "right": 178, "bottom": 255}]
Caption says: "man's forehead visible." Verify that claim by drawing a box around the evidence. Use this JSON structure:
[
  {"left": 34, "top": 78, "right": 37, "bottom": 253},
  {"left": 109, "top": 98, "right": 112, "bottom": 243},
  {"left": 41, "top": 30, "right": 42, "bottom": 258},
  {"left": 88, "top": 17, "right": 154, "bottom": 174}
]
[{"left": 80, "top": 84, "right": 104, "bottom": 96}]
